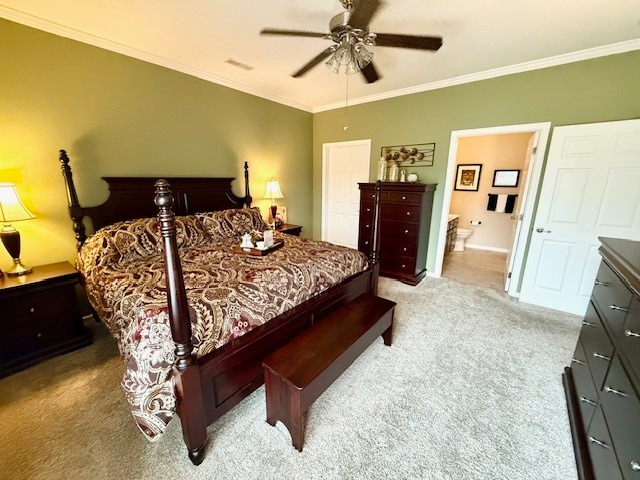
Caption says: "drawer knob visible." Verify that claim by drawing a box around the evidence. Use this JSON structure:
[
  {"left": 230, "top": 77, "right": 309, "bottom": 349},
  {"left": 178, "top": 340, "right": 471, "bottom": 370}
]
[
  {"left": 594, "top": 279, "right": 609, "bottom": 286},
  {"left": 406, "top": 212, "right": 410, "bottom": 216},
  {"left": 364, "top": 241, "right": 369, "bottom": 245},
  {"left": 604, "top": 385, "right": 627, "bottom": 397},
  {"left": 592, "top": 352, "right": 611, "bottom": 361},
  {"left": 631, "top": 461, "right": 640, "bottom": 471},
  {"left": 571, "top": 358, "right": 586, "bottom": 366},
  {"left": 609, "top": 304, "right": 629, "bottom": 312},
  {"left": 36, "top": 332, "right": 42, "bottom": 339},
  {"left": 582, "top": 321, "right": 597, "bottom": 328},
  {"left": 366, "top": 208, "right": 370, "bottom": 212},
  {"left": 366, "top": 224, "right": 370, "bottom": 228},
  {"left": 30, "top": 307, "right": 36, "bottom": 313},
  {"left": 403, "top": 247, "right": 407, "bottom": 252},
  {"left": 402, "top": 196, "right": 406, "bottom": 200},
  {"left": 579, "top": 396, "right": 596, "bottom": 406},
  {"left": 404, "top": 229, "right": 409, "bottom": 234},
  {"left": 624, "top": 329, "right": 640, "bottom": 339},
  {"left": 589, "top": 436, "right": 610, "bottom": 449}
]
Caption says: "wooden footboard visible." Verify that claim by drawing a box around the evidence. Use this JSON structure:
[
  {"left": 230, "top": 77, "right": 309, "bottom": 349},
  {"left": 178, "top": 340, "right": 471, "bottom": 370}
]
[{"left": 154, "top": 179, "right": 382, "bottom": 465}]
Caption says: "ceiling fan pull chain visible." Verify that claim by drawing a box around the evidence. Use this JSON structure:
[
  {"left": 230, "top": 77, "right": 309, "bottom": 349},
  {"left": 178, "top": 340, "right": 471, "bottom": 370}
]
[{"left": 344, "top": 74, "right": 350, "bottom": 131}]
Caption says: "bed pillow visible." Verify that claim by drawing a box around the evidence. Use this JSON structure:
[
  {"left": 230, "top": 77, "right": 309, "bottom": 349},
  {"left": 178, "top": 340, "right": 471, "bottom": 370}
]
[
  {"left": 86, "top": 215, "right": 209, "bottom": 265},
  {"left": 196, "top": 207, "right": 268, "bottom": 241}
]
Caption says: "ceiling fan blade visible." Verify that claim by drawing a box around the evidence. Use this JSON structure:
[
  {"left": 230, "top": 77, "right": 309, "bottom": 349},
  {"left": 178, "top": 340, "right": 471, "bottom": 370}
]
[
  {"left": 348, "top": 0, "right": 383, "bottom": 30},
  {"left": 292, "top": 47, "right": 335, "bottom": 78},
  {"left": 261, "top": 28, "right": 327, "bottom": 39},
  {"left": 374, "top": 33, "right": 443, "bottom": 51},
  {"left": 360, "top": 62, "right": 380, "bottom": 83}
]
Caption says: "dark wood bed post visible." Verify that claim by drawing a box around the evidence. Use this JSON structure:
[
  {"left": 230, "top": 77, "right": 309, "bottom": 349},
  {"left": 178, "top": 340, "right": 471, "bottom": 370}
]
[
  {"left": 154, "top": 179, "right": 208, "bottom": 465},
  {"left": 243, "top": 161, "right": 252, "bottom": 207},
  {"left": 369, "top": 180, "right": 382, "bottom": 293},
  {"left": 59, "top": 149, "right": 87, "bottom": 249}
]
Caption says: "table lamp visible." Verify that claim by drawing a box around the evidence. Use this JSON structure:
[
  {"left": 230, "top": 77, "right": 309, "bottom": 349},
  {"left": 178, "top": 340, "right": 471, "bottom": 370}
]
[
  {"left": 0, "top": 183, "right": 36, "bottom": 276},
  {"left": 264, "top": 179, "right": 284, "bottom": 226}
]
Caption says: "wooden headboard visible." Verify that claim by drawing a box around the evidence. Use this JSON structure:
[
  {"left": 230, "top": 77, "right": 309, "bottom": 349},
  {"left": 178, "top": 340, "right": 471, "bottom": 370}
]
[{"left": 58, "top": 149, "right": 252, "bottom": 249}]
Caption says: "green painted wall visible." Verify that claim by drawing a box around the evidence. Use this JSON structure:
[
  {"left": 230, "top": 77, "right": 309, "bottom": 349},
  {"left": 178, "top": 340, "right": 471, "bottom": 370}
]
[
  {"left": 0, "top": 18, "right": 312, "bottom": 270},
  {"left": 313, "top": 50, "right": 640, "bottom": 273}
]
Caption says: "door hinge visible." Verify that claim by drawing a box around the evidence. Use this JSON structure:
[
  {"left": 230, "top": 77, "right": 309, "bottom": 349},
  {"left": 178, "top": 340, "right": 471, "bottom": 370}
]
[
  {"left": 532, "top": 146, "right": 538, "bottom": 154},
  {"left": 507, "top": 272, "right": 512, "bottom": 279}
]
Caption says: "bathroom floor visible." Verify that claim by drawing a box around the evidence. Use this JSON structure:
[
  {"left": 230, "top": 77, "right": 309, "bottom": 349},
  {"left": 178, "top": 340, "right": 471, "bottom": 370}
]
[{"left": 442, "top": 248, "right": 508, "bottom": 292}]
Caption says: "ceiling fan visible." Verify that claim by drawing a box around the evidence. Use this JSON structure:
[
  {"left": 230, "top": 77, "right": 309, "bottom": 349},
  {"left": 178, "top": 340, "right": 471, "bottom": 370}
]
[{"left": 260, "top": 0, "right": 443, "bottom": 84}]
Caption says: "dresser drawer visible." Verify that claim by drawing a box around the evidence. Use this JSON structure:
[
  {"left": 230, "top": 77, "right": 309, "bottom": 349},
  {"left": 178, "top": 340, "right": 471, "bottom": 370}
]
[
  {"left": 361, "top": 191, "right": 389, "bottom": 203},
  {"left": 592, "top": 261, "right": 633, "bottom": 338},
  {"left": 388, "top": 192, "right": 421, "bottom": 205},
  {"left": 382, "top": 204, "right": 421, "bottom": 223},
  {"left": 570, "top": 339, "right": 598, "bottom": 432},
  {"left": 381, "top": 237, "right": 417, "bottom": 258},
  {"left": 1, "top": 285, "right": 72, "bottom": 325},
  {"left": 599, "top": 356, "right": 640, "bottom": 480},
  {"left": 619, "top": 297, "right": 640, "bottom": 383},
  {"left": 380, "top": 254, "right": 418, "bottom": 276},
  {"left": 581, "top": 302, "right": 614, "bottom": 390},
  {"left": 359, "top": 201, "right": 375, "bottom": 221},
  {"left": 382, "top": 220, "right": 419, "bottom": 239},
  {"left": 587, "top": 405, "right": 624, "bottom": 480}
]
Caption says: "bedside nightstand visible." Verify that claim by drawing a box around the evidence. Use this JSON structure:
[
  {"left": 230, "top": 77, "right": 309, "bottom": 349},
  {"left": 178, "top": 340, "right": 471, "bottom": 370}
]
[
  {"left": 276, "top": 223, "right": 303, "bottom": 236},
  {"left": 0, "top": 261, "right": 92, "bottom": 378}
]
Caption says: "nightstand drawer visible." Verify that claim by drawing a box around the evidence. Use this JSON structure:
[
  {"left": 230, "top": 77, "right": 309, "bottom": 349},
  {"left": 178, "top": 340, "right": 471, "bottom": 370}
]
[
  {"left": 1, "top": 317, "right": 77, "bottom": 359},
  {"left": 2, "top": 285, "right": 71, "bottom": 324}
]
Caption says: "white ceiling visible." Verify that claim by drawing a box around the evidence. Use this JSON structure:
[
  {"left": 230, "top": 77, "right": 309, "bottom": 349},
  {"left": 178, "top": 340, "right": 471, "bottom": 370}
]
[{"left": 1, "top": 1, "right": 639, "bottom": 112}]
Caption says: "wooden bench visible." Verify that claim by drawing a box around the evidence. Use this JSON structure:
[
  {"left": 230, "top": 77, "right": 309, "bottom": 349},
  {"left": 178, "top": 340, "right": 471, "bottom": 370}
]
[{"left": 262, "top": 293, "right": 396, "bottom": 451}]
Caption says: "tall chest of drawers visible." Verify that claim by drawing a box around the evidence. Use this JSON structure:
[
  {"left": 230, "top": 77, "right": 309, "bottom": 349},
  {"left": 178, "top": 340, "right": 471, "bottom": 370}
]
[
  {"left": 563, "top": 237, "right": 640, "bottom": 480},
  {"left": 358, "top": 182, "right": 436, "bottom": 285}
]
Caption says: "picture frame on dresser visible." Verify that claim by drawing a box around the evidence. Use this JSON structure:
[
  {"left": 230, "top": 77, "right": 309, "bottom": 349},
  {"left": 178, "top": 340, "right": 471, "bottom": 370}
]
[{"left": 454, "top": 164, "right": 482, "bottom": 191}]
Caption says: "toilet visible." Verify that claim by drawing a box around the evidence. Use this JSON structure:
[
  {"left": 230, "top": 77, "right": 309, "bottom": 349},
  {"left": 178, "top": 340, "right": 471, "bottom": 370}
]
[{"left": 453, "top": 227, "right": 473, "bottom": 251}]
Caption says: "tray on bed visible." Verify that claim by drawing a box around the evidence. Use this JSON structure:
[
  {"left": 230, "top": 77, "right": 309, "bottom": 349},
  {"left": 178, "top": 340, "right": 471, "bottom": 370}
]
[{"left": 231, "top": 241, "right": 284, "bottom": 256}]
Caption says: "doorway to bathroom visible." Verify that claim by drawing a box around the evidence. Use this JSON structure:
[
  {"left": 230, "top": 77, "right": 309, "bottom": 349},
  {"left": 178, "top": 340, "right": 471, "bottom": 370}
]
[{"left": 433, "top": 123, "right": 551, "bottom": 296}]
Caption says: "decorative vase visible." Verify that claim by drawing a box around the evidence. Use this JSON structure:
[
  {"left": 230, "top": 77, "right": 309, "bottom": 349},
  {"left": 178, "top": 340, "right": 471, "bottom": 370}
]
[
  {"left": 376, "top": 157, "right": 387, "bottom": 181},
  {"left": 388, "top": 161, "right": 399, "bottom": 182}
]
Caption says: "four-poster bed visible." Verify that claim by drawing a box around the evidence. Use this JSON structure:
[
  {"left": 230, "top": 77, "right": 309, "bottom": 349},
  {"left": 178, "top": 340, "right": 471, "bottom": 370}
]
[{"left": 58, "top": 150, "right": 382, "bottom": 465}]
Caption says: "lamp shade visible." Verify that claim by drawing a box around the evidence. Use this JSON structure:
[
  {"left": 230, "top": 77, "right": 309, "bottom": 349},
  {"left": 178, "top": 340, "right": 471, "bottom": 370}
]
[
  {"left": 0, "top": 183, "right": 36, "bottom": 223},
  {"left": 264, "top": 180, "right": 284, "bottom": 200}
]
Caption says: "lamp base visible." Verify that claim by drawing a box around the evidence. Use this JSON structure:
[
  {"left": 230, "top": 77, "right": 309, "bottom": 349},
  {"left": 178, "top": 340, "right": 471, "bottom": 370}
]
[
  {"left": 6, "top": 259, "right": 32, "bottom": 276},
  {"left": 1, "top": 226, "right": 31, "bottom": 276}
]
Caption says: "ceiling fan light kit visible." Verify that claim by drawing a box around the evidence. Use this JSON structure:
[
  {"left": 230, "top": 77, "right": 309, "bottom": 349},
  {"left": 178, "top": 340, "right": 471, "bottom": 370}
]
[{"left": 260, "top": 0, "right": 443, "bottom": 84}]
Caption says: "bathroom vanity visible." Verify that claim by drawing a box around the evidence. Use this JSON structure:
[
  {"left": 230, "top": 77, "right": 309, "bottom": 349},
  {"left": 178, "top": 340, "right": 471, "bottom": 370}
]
[
  {"left": 358, "top": 182, "right": 437, "bottom": 285},
  {"left": 446, "top": 214, "right": 459, "bottom": 255}
]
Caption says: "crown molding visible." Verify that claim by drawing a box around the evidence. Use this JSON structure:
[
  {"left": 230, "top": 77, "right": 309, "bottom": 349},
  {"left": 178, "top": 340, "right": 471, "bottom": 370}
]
[
  {"left": 3, "top": 6, "right": 638, "bottom": 115},
  {"left": 313, "top": 38, "right": 640, "bottom": 113},
  {"left": 0, "top": 6, "right": 314, "bottom": 113}
]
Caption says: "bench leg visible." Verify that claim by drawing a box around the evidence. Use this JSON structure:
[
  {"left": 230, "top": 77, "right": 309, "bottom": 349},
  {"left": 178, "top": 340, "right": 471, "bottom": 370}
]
[
  {"left": 382, "top": 308, "right": 394, "bottom": 346},
  {"left": 265, "top": 370, "right": 306, "bottom": 451}
]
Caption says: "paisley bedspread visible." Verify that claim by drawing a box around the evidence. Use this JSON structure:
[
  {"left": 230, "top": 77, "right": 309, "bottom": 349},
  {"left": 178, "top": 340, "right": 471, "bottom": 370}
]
[{"left": 76, "top": 209, "right": 369, "bottom": 440}]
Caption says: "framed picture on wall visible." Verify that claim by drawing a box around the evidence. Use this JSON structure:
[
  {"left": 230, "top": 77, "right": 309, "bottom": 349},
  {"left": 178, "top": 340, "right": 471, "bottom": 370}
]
[
  {"left": 454, "top": 164, "right": 482, "bottom": 191},
  {"left": 492, "top": 169, "right": 520, "bottom": 187}
]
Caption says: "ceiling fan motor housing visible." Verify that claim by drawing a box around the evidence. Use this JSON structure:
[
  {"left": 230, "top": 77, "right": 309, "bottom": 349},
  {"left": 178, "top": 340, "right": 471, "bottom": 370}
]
[{"left": 329, "top": 11, "right": 351, "bottom": 35}]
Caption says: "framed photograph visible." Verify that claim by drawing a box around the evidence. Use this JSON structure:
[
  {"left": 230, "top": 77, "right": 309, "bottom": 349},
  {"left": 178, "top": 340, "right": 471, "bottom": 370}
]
[
  {"left": 275, "top": 205, "right": 287, "bottom": 226},
  {"left": 492, "top": 169, "right": 520, "bottom": 187},
  {"left": 454, "top": 164, "right": 482, "bottom": 191}
]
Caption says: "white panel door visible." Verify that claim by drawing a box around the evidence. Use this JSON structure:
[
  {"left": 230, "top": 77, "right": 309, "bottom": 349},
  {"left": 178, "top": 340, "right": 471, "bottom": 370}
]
[
  {"left": 519, "top": 119, "right": 640, "bottom": 315},
  {"left": 322, "top": 140, "right": 371, "bottom": 248}
]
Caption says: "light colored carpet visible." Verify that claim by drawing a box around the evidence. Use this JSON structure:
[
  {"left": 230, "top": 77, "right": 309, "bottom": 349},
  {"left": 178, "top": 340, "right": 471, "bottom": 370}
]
[{"left": 0, "top": 276, "right": 581, "bottom": 480}]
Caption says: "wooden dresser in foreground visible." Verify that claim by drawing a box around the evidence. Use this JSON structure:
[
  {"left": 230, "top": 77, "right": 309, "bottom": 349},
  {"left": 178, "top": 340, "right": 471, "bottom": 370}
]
[
  {"left": 563, "top": 237, "right": 640, "bottom": 479},
  {"left": 0, "top": 262, "right": 92, "bottom": 378},
  {"left": 358, "top": 182, "right": 436, "bottom": 285}
]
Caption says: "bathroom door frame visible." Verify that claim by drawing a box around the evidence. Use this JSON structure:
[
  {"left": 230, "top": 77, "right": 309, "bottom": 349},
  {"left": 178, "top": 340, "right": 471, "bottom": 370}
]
[{"left": 433, "top": 122, "right": 551, "bottom": 297}]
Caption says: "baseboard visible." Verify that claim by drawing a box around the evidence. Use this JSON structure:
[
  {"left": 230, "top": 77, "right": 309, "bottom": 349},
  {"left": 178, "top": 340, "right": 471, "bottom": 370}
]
[{"left": 464, "top": 243, "right": 509, "bottom": 253}]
